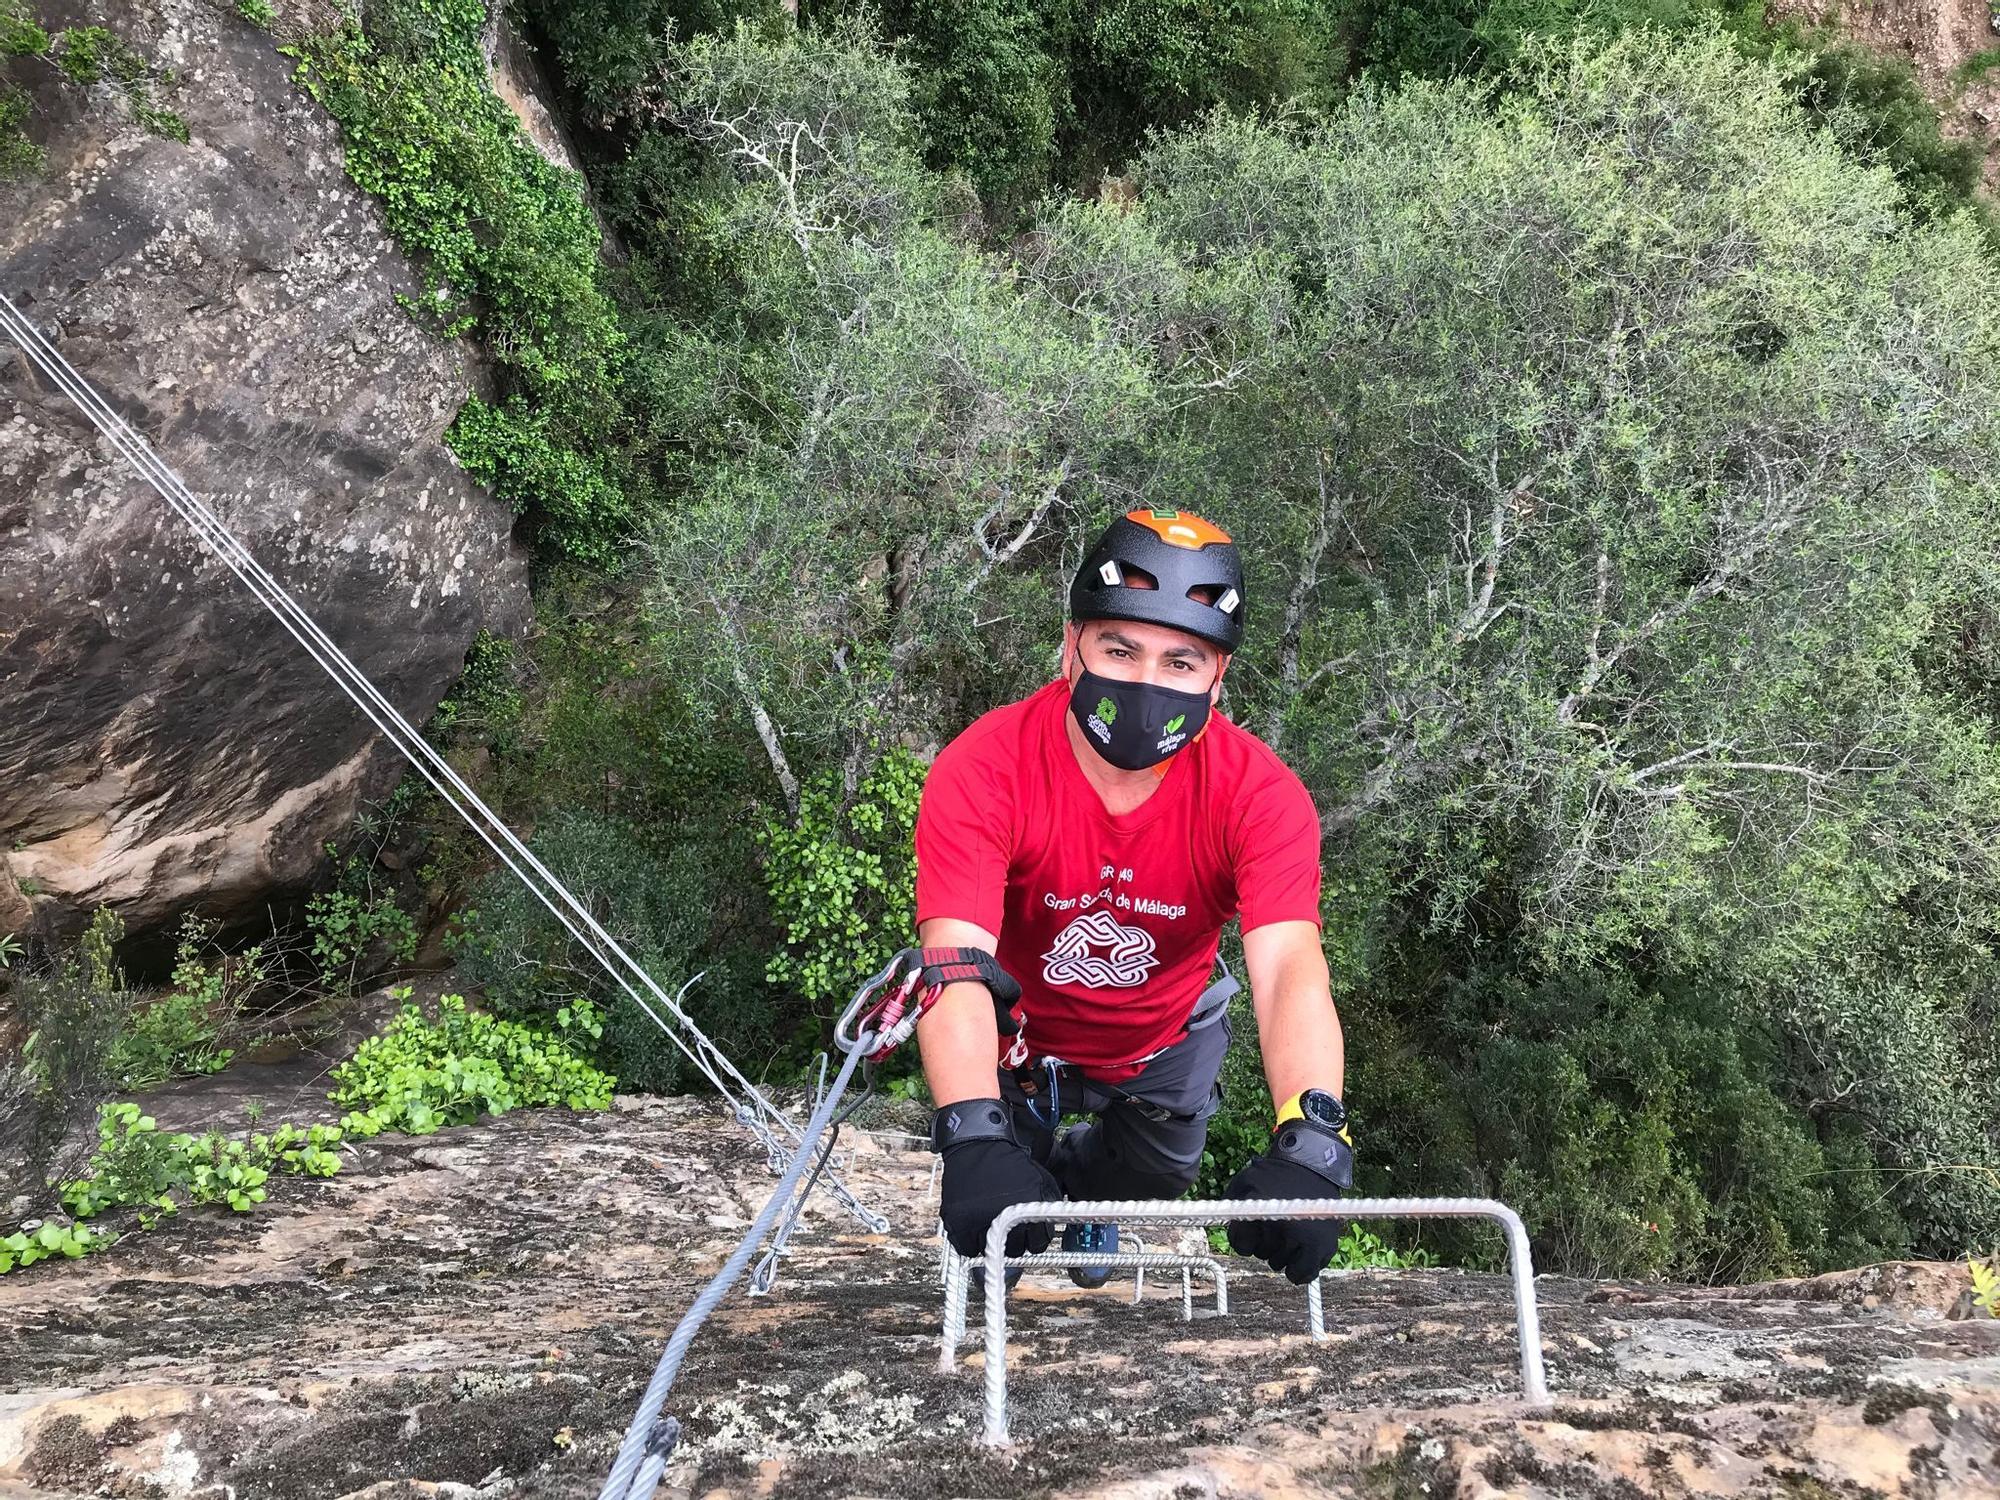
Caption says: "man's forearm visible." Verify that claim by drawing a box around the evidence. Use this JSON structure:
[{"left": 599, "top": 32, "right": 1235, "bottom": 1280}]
[
  {"left": 1260, "top": 979, "right": 1345, "bottom": 1106},
  {"left": 917, "top": 982, "right": 1002, "bottom": 1106}
]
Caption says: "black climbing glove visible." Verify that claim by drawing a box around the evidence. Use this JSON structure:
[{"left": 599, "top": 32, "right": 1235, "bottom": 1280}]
[
  {"left": 933, "top": 1099, "right": 1062, "bottom": 1258},
  {"left": 1223, "top": 1119, "right": 1355, "bottom": 1285}
]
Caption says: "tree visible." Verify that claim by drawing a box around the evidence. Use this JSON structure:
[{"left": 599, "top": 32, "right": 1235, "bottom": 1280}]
[{"left": 640, "top": 22, "right": 2000, "bottom": 1258}]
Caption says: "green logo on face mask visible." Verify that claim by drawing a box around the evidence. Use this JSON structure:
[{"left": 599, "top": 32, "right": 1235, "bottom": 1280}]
[
  {"left": 1164, "top": 714, "right": 1185, "bottom": 734},
  {"left": 1096, "top": 697, "right": 1117, "bottom": 724}
]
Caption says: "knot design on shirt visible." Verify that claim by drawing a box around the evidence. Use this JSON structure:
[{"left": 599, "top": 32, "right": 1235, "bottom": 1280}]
[{"left": 1040, "top": 910, "right": 1160, "bottom": 988}]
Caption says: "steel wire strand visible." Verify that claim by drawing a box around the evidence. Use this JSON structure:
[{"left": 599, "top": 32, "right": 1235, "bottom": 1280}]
[
  {"left": 597, "top": 1035, "right": 873, "bottom": 1500},
  {"left": 0, "top": 294, "right": 879, "bottom": 1223}
]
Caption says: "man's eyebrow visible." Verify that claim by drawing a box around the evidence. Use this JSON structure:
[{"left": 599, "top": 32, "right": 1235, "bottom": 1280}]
[{"left": 1095, "top": 626, "right": 1209, "bottom": 662}]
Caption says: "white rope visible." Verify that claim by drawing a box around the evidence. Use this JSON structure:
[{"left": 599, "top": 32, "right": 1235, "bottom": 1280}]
[{"left": 0, "top": 291, "right": 880, "bottom": 1229}]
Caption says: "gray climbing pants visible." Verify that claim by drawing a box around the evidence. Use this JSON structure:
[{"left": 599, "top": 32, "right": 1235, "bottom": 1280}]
[{"left": 996, "top": 976, "right": 1235, "bottom": 1203}]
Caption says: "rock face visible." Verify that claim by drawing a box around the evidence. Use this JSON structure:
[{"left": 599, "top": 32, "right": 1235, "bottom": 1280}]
[
  {"left": 0, "top": 0, "right": 531, "bottom": 947},
  {"left": 2, "top": 1072, "right": 1998, "bottom": 1500}
]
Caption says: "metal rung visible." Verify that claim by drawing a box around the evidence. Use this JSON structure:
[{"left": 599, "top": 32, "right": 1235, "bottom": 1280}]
[{"left": 974, "top": 1196, "right": 1550, "bottom": 1445}]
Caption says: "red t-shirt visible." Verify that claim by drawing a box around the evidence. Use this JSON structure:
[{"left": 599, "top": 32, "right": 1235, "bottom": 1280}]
[{"left": 914, "top": 679, "right": 1322, "bottom": 1079}]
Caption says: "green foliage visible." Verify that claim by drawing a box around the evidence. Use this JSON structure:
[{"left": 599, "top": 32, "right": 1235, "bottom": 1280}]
[
  {"left": 1957, "top": 48, "right": 2000, "bottom": 85},
  {"left": 0, "top": 1219, "right": 110, "bottom": 1273},
  {"left": 1331, "top": 1225, "right": 1434, "bottom": 1269},
  {"left": 447, "top": 812, "right": 772, "bottom": 1092},
  {"left": 328, "top": 991, "right": 615, "bottom": 1137},
  {"left": 0, "top": 82, "right": 35, "bottom": 179},
  {"left": 0, "top": 931, "right": 22, "bottom": 969},
  {"left": 428, "top": 628, "right": 524, "bottom": 748},
  {"left": 817, "top": 0, "right": 1349, "bottom": 203},
  {"left": 760, "top": 749, "right": 925, "bottom": 1007},
  {"left": 4, "top": 911, "right": 130, "bottom": 1219},
  {"left": 237, "top": 0, "right": 275, "bottom": 29},
  {"left": 517, "top": 0, "right": 785, "bottom": 118},
  {"left": 446, "top": 398, "right": 628, "bottom": 568},
  {"left": 59, "top": 1103, "right": 342, "bottom": 1228},
  {"left": 1760, "top": 26, "right": 1990, "bottom": 229},
  {"left": 1972, "top": 1254, "right": 2000, "bottom": 1317},
  {"left": 293, "top": 0, "right": 632, "bottom": 564},
  {"left": 0, "top": 0, "right": 49, "bottom": 55},
  {"left": 48, "top": 23, "right": 187, "bottom": 140},
  {"left": 305, "top": 843, "right": 418, "bottom": 993},
  {"left": 105, "top": 916, "right": 258, "bottom": 1090}
]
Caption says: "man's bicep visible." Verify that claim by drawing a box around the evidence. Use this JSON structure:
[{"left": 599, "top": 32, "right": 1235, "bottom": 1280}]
[
  {"left": 1233, "top": 769, "right": 1324, "bottom": 932},
  {"left": 913, "top": 745, "right": 1012, "bottom": 935},
  {"left": 1241, "top": 919, "right": 1326, "bottom": 1020}
]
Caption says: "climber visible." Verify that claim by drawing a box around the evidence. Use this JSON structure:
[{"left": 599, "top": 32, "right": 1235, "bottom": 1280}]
[{"left": 914, "top": 509, "right": 1352, "bottom": 1289}]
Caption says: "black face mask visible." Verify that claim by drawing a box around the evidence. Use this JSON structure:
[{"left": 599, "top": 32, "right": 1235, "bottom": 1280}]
[{"left": 1069, "top": 667, "right": 1212, "bottom": 771}]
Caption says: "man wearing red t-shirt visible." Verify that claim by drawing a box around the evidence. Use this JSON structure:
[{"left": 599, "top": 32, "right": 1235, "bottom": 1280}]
[{"left": 914, "top": 509, "right": 1353, "bottom": 1288}]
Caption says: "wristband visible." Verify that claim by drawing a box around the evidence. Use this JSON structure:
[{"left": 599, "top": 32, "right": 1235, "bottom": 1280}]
[
  {"left": 929, "top": 1097, "right": 1015, "bottom": 1155},
  {"left": 1269, "top": 1118, "right": 1356, "bottom": 1190}
]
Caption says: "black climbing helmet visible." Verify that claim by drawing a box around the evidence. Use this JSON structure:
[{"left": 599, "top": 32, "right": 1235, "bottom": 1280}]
[{"left": 1069, "top": 509, "right": 1245, "bottom": 653}]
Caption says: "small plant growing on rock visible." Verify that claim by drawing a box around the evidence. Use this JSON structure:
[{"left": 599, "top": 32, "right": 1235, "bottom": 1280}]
[
  {"left": 329, "top": 991, "right": 615, "bottom": 1138},
  {"left": 47, "top": 23, "right": 188, "bottom": 141},
  {"left": 60, "top": 1102, "right": 344, "bottom": 1228},
  {"left": 307, "top": 842, "right": 419, "bottom": 995},
  {"left": 0, "top": 1220, "right": 110, "bottom": 1273},
  {"left": 236, "top": 0, "right": 275, "bottom": 28},
  {"left": 1970, "top": 1254, "right": 2000, "bottom": 1318},
  {"left": 106, "top": 915, "right": 259, "bottom": 1090}
]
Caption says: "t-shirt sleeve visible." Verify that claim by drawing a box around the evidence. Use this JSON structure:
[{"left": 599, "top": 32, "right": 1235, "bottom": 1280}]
[
  {"left": 1231, "top": 761, "right": 1323, "bottom": 933},
  {"left": 913, "top": 733, "right": 1012, "bottom": 937}
]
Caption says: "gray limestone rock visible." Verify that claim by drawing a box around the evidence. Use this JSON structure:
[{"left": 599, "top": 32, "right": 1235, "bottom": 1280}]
[{"left": 0, "top": 0, "right": 531, "bottom": 945}]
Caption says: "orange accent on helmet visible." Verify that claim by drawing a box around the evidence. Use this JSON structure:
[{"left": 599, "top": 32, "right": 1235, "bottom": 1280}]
[{"left": 1126, "top": 509, "right": 1232, "bottom": 551}]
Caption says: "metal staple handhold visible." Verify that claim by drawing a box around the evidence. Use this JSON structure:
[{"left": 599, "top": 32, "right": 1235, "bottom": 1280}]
[
  {"left": 938, "top": 1242, "right": 1231, "bottom": 1372},
  {"left": 976, "top": 1196, "right": 1550, "bottom": 1445}
]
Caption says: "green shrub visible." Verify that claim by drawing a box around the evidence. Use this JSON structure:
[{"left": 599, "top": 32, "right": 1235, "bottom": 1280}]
[
  {"left": 328, "top": 992, "right": 615, "bottom": 1137},
  {"left": 448, "top": 812, "right": 774, "bottom": 1093},
  {"left": 106, "top": 916, "right": 259, "bottom": 1089},
  {"left": 306, "top": 844, "right": 418, "bottom": 994},
  {"left": 759, "top": 749, "right": 925, "bottom": 1010},
  {"left": 292, "top": 0, "right": 634, "bottom": 565},
  {"left": 0, "top": 0, "right": 49, "bottom": 55},
  {"left": 1433, "top": 965, "right": 1905, "bottom": 1281},
  {"left": 237, "top": 0, "right": 275, "bottom": 28},
  {"left": 48, "top": 23, "right": 187, "bottom": 140},
  {"left": 0, "top": 82, "right": 37, "bottom": 180},
  {"left": 427, "top": 629, "right": 524, "bottom": 748},
  {"left": 5, "top": 910, "right": 131, "bottom": 1218}
]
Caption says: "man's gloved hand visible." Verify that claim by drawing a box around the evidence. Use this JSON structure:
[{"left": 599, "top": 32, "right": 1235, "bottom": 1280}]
[
  {"left": 934, "top": 1100, "right": 1063, "bottom": 1258},
  {"left": 1223, "top": 1119, "right": 1355, "bottom": 1284}
]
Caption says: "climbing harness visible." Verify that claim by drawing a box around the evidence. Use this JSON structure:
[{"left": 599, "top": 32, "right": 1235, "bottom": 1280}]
[{"left": 0, "top": 292, "right": 876, "bottom": 1229}]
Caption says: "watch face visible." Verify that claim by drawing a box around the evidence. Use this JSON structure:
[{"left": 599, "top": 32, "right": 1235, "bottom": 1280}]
[{"left": 1300, "top": 1089, "right": 1347, "bottom": 1132}]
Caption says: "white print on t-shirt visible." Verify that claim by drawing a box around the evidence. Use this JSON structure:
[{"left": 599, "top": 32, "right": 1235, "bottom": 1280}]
[
  {"left": 1044, "top": 887, "right": 1187, "bottom": 920},
  {"left": 1041, "top": 910, "right": 1161, "bottom": 988}
]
